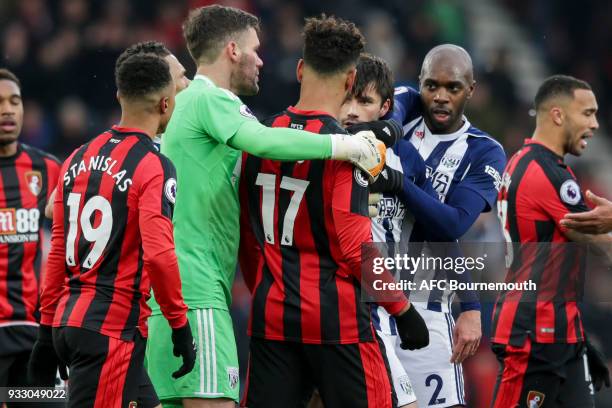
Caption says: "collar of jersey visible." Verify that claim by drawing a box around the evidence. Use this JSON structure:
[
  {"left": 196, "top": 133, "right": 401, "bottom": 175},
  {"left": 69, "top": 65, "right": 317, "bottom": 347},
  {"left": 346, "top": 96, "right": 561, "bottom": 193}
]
[
  {"left": 111, "top": 125, "right": 149, "bottom": 136},
  {"left": 524, "top": 138, "right": 564, "bottom": 161},
  {"left": 194, "top": 74, "right": 216, "bottom": 87},
  {"left": 424, "top": 115, "right": 471, "bottom": 142},
  {"left": 286, "top": 106, "right": 333, "bottom": 118},
  {"left": 0, "top": 143, "right": 23, "bottom": 161}
]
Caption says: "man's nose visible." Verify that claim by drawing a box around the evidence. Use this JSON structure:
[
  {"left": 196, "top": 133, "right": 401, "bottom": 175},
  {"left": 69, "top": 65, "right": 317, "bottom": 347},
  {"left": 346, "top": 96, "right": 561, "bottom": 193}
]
[{"left": 433, "top": 88, "right": 449, "bottom": 103}]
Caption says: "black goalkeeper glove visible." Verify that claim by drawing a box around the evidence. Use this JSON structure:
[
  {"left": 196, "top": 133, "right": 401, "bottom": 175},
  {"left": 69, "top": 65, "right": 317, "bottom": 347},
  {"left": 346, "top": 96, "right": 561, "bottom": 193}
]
[
  {"left": 370, "top": 165, "right": 404, "bottom": 194},
  {"left": 347, "top": 119, "right": 402, "bottom": 148},
  {"left": 27, "top": 325, "right": 68, "bottom": 386},
  {"left": 171, "top": 322, "right": 197, "bottom": 379},
  {"left": 394, "top": 305, "right": 429, "bottom": 350},
  {"left": 585, "top": 339, "right": 610, "bottom": 392}
]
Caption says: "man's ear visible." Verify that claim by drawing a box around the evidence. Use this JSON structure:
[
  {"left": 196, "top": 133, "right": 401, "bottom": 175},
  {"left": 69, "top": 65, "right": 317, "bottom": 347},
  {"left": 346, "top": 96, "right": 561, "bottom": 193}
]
[
  {"left": 466, "top": 80, "right": 476, "bottom": 100},
  {"left": 160, "top": 97, "right": 169, "bottom": 114},
  {"left": 226, "top": 41, "right": 240, "bottom": 63},
  {"left": 116, "top": 91, "right": 121, "bottom": 103},
  {"left": 346, "top": 67, "right": 356, "bottom": 92},
  {"left": 379, "top": 98, "right": 391, "bottom": 118},
  {"left": 550, "top": 106, "right": 564, "bottom": 126},
  {"left": 296, "top": 59, "right": 304, "bottom": 83}
]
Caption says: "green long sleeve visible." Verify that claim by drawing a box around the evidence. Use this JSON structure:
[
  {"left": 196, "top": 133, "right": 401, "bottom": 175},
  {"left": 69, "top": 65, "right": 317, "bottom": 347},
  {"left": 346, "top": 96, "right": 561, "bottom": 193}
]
[{"left": 228, "top": 120, "right": 333, "bottom": 160}]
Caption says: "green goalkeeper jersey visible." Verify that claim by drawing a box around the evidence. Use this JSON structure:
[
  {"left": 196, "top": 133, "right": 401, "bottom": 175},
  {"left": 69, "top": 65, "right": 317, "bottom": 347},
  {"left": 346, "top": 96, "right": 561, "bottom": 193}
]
[
  {"left": 150, "top": 75, "right": 249, "bottom": 312},
  {"left": 150, "top": 75, "right": 333, "bottom": 313}
]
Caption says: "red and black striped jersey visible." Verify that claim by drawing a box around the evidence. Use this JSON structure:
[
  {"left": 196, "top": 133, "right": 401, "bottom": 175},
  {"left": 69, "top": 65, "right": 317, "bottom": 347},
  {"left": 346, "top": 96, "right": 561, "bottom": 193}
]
[
  {"left": 0, "top": 143, "right": 59, "bottom": 327},
  {"left": 491, "top": 139, "right": 587, "bottom": 346},
  {"left": 40, "top": 126, "right": 188, "bottom": 341},
  {"left": 239, "top": 107, "right": 407, "bottom": 344}
]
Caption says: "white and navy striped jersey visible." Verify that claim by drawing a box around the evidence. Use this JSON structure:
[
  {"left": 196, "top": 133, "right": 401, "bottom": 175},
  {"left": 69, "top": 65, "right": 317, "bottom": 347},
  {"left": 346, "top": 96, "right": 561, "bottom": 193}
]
[{"left": 372, "top": 86, "right": 506, "bottom": 333}]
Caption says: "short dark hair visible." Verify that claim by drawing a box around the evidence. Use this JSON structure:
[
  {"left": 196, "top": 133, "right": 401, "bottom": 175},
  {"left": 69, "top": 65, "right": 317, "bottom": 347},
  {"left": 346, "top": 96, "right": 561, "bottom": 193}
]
[
  {"left": 116, "top": 41, "right": 171, "bottom": 71},
  {"left": 535, "top": 75, "right": 592, "bottom": 111},
  {"left": 115, "top": 54, "right": 172, "bottom": 99},
  {"left": 0, "top": 68, "right": 21, "bottom": 90},
  {"left": 353, "top": 54, "right": 394, "bottom": 109},
  {"left": 183, "top": 5, "right": 259, "bottom": 64},
  {"left": 302, "top": 14, "right": 365, "bottom": 75}
]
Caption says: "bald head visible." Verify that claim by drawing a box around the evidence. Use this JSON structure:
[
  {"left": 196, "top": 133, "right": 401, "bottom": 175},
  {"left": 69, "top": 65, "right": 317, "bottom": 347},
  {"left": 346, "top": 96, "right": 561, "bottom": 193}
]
[
  {"left": 420, "top": 44, "right": 473, "bottom": 84},
  {"left": 418, "top": 44, "right": 476, "bottom": 134}
]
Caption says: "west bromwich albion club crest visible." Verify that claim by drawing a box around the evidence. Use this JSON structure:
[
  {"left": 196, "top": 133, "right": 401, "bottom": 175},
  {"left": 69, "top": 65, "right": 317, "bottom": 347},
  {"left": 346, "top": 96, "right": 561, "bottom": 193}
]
[
  {"left": 526, "top": 390, "right": 545, "bottom": 407},
  {"left": 440, "top": 154, "right": 462, "bottom": 170},
  {"left": 25, "top": 171, "right": 42, "bottom": 196},
  {"left": 227, "top": 367, "right": 239, "bottom": 389}
]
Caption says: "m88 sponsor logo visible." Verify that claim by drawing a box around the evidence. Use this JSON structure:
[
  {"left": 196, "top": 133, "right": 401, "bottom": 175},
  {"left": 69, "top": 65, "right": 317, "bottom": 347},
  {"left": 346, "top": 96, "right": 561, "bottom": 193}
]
[{"left": 0, "top": 207, "right": 41, "bottom": 242}]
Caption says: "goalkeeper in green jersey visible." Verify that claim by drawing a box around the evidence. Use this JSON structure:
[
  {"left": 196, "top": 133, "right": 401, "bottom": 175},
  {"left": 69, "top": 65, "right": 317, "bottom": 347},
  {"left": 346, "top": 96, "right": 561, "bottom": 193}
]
[{"left": 145, "top": 5, "right": 386, "bottom": 408}]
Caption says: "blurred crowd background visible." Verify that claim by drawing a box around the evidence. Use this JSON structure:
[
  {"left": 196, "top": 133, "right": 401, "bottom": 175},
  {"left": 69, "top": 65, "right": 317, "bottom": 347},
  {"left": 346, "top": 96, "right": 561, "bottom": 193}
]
[{"left": 1, "top": 0, "right": 611, "bottom": 406}]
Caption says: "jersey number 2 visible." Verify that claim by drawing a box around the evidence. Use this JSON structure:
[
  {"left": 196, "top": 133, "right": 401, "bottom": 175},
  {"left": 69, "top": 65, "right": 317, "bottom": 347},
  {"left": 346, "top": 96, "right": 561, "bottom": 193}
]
[
  {"left": 65, "top": 193, "right": 113, "bottom": 269},
  {"left": 256, "top": 173, "right": 309, "bottom": 246}
]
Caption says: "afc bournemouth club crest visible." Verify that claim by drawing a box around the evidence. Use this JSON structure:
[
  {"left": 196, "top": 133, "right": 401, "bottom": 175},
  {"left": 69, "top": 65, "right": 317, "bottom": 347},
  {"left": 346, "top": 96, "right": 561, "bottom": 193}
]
[
  {"left": 527, "top": 390, "right": 545, "bottom": 408},
  {"left": 25, "top": 171, "right": 42, "bottom": 196}
]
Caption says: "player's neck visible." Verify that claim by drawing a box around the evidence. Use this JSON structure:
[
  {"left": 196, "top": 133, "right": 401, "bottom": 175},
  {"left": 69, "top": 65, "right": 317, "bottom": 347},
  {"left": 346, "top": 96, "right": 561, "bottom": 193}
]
[
  {"left": 294, "top": 80, "right": 346, "bottom": 120},
  {"left": 532, "top": 126, "right": 565, "bottom": 157},
  {"left": 0, "top": 141, "right": 18, "bottom": 157},
  {"left": 196, "top": 64, "right": 231, "bottom": 92},
  {"left": 117, "top": 112, "right": 158, "bottom": 140}
]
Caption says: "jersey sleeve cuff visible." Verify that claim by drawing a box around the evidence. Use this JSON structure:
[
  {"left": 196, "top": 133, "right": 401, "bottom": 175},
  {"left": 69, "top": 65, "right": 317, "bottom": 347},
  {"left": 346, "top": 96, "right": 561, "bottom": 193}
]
[
  {"left": 460, "top": 301, "right": 481, "bottom": 312},
  {"left": 382, "top": 298, "right": 409, "bottom": 316},
  {"left": 167, "top": 313, "right": 188, "bottom": 330}
]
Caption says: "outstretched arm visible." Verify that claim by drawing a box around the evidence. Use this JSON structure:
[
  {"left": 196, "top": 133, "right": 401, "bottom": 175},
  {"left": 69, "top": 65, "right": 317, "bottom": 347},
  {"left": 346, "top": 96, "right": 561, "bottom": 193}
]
[{"left": 560, "top": 190, "right": 612, "bottom": 234}]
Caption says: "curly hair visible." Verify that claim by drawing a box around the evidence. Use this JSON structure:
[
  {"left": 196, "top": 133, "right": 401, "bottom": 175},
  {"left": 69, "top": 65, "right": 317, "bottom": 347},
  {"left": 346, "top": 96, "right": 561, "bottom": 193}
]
[
  {"left": 183, "top": 5, "right": 259, "bottom": 64},
  {"left": 115, "top": 54, "right": 171, "bottom": 99},
  {"left": 302, "top": 14, "right": 365, "bottom": 75},
  {"left": 115, "top": 41, "right": 171, "bottom": 72}
]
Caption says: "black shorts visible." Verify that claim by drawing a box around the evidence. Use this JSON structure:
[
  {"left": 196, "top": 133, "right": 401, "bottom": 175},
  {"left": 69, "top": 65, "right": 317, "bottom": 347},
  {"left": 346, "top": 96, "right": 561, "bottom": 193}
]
[
  {"left": 491, "top": 339, "right": 594, "bottom": 408},
  {"left": 53, "top": 326, "right": 160, "bottom": 408},
  {"left": 0, "top": 325, "right": 37, "bottom": 392},
  {"left": 241, "top": 336, "right": 396, "bottom": 408}
]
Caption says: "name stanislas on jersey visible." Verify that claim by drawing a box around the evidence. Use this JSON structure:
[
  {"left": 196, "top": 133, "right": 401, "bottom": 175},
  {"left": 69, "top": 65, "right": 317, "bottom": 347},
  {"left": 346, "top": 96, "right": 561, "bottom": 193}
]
[{"left": 63, "top": 153, "right": 133, "bottom": 192}]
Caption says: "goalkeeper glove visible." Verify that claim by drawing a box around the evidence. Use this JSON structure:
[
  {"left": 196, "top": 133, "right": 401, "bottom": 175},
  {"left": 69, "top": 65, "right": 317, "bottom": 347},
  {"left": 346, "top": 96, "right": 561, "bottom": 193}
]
[
  {"left": 330, "top": 131, "right": 386, "bottom": 180},
  {"left": 585, "top": 338, "right": 610, "bottom": 392},
  {"left": 346, "top": 119, "right": 402, "bottom": 148},
  {"left": 395, "top": 304, "right": 430, "bottom": 350},
  {"left": 171, "top": 322, "right": 197, "bottom": 379},
  {"left": 28, "top": 325, "right": 68, "bottom": 386}
]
